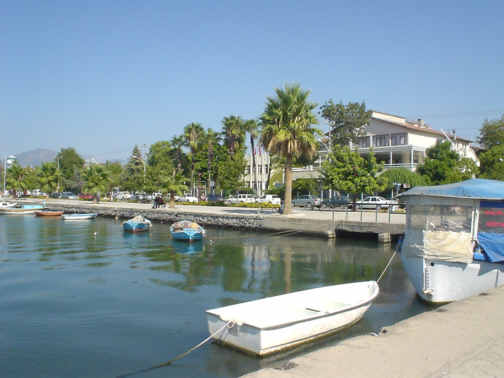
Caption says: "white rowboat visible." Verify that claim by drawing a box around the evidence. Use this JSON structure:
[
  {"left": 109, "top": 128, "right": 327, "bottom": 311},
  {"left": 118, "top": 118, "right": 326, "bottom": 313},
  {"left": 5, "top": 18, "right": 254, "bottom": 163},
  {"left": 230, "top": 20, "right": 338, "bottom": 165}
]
[
  {"left": 206, "top": 281, "right": 379, "bottom": 356},
  {"left": 62, "top": 213, "right": 98, "bottom": 220}
]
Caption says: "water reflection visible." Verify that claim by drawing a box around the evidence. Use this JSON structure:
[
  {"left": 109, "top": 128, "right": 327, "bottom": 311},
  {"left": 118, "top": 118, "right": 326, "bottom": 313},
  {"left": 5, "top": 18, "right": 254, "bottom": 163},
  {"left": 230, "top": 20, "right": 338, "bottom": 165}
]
[{"left": 171, "top": 239, "right": 203, "bottom": 254}]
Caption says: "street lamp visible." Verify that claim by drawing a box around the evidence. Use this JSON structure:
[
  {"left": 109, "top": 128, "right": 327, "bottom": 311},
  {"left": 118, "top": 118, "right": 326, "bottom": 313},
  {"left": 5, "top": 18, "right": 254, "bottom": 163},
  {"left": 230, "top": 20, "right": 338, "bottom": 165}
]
[{"left": 3, "top": 155, "right": 16, "bottom": 196}]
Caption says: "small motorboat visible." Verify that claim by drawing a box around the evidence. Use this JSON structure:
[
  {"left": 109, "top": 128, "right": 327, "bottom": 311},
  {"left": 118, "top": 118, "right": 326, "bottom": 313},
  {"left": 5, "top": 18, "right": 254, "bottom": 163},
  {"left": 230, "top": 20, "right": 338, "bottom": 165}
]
[
  {"left": 123, "top": 215, "right": 152, "bottom": 233},
  {"left": 206, "top": 281, "right": 379, "bottom": 356},
  {"left": 0, "top": 201, "right": 16, "bottom": 208},
  {"left": 35, "top": 210, "right": 64, "bottom": 217},
  {"left": 170, "top": 220, "right": 205, "bottom": 241},
  {"left": 0, "top": 204, "right": 44, "bottom": 215},
  {"left": 62, "top": 213, "right": 98, "bottom": 220}
]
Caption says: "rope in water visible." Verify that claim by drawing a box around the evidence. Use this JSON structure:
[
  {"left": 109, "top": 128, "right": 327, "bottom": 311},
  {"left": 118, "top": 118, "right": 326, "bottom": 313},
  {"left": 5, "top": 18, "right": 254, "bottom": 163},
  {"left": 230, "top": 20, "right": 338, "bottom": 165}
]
[
  {"left": 117, "top": 320, "right": 235, "bottom": 378},
  {"left": 376, "top": 237, "right": 403, "bottom": 283}
]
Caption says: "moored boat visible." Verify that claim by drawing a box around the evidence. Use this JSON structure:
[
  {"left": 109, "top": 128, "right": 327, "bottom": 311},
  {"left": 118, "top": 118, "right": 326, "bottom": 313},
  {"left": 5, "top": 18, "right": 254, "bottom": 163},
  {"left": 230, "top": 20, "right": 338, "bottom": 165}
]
[
  {"left": 398, "top": 178, "right": 504, "bottom": 303},
  {"left": 35, "top": 210, "right": 64, "bottom": 217},
  {"left": 170, "top": 220, "right": 205, "bottom": 241},
  {"left": 0, "top": 204, "right": 44, "bottom": 215},
  {"left": 62, "top": 213, "right": 98, "bottom": 220},
  {"left": 206, "top": 281, "right": 379, "bottom": 356},
  {"left": 123, "top": 215, "right": 152, "bottom": 233},
  {"left": 0, "top": 201, "right": 16, "bottom": 208}
]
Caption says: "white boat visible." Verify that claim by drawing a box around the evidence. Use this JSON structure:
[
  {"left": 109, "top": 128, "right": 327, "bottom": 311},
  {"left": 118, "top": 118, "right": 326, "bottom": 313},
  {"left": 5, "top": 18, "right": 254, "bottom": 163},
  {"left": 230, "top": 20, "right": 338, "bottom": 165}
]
[
  {"left": 399, "top": 178, "right": 504, "bottom": 303},
  {"left": 62, "top": 213, "right": 98, "bottom": 220},
  {"left": 0, "top": 204, "right": 44, "bottom": 215},
  {"left": 0, "top": 201, "right": 16, "bottom": 208},
  {"left": 206, "top": 281, "right": 379, "bottom": 356}
]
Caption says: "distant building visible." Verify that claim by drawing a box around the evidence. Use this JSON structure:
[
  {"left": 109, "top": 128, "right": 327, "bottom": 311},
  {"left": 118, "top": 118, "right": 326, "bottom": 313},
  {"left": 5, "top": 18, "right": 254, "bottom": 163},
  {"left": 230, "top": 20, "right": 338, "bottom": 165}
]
[
  {"left": 243, "top": 150, "right": 270, "bottom": 196},
  {"left": 349, "top": 111, "right": 479, "bottom": 171}
]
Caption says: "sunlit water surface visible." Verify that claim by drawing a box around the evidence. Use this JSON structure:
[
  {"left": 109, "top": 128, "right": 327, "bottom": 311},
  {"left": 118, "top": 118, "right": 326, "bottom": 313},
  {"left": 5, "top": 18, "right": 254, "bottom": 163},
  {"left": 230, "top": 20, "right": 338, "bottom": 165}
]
[{"left": 0, "top": 215, "right": 429, "bottom": 378}]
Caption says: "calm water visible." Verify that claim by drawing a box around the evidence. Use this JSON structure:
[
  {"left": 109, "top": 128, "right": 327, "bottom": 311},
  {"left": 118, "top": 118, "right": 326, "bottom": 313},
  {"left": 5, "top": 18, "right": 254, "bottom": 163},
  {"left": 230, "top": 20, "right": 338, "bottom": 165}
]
[{"left": 1, "top": 215, "right": 428, "bottom": 378}]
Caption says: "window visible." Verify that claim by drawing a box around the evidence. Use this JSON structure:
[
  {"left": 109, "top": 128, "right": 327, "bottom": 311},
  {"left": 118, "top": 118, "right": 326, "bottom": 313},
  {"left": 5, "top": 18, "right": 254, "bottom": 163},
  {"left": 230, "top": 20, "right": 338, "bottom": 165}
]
[
  {"left": 357, "top": 136, "right": 370, "bottom": 148},
  {"left": 479, "top": 201, "right": 504, "bottom": 234},
  {"left": 391, "top": 133, "right": 407, "bottom": 145},
  {"left": 373, "top": 135, "right": 388, "bottom": 147}
]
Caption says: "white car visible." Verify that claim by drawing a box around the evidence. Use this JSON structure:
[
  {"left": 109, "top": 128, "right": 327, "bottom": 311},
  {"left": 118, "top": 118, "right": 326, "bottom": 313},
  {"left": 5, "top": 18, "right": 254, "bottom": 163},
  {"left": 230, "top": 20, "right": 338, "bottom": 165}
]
[
  {"left": 225, "top": 194, "right": 257, "bottom": 204},
  {"left": 355, "top": 196, "right": 398, "bottom": 210},
  {"left": 258, "top": 194, "right": 281, "bottom": 205},
  {"left": 179, "top": 195, "right": 198, "bottom": 203}
]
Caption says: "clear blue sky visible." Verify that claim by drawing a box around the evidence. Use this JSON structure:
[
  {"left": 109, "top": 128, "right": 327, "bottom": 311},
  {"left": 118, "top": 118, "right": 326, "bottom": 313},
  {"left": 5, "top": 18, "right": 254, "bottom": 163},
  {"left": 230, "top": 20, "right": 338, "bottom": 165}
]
[{"left": 1, "top": 0, "right": 503, "bottom": 160}]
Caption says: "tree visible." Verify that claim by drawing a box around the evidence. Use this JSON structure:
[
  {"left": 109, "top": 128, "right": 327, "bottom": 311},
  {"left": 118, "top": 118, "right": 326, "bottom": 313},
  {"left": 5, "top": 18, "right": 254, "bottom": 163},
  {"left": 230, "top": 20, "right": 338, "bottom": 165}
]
[
  {"left": 417, "top": 141, "right": 479, "bottom": 185},
  {"left": 321, "top": 147, "right": 386, "bottom": 204},
  {"left": 184, "top": 123, "right": 205, "bottom": 196},
  {"left": 122, "top": 146, "right": 145, "bottom": 192},
  {"left": 103, "top": 161, "right": 123, "bottom": 192},
  {"left": 244, "top": 119, "right": 259, "bottom": 193},
  {"left": 6, "top": 162, "right": 30, "bottom": 195},
  {"left": 478, "top": 145, "right": 504, "bottom": 180},
  {"left": 293, "top": 178, "right": 318, "bottom": 197},
  {"left": 81, "top": 165, "right": 110, "bottom": 197},
  {"left": 222, "top": 115, "right": 246, "bottom": 154},
  {"left": 379, "top": 168, "right": 426, "bottom": 192},
  {"left": 260, "top": 84, "right": 320, "bottom": 214},
  {"left": 319, "top": 100, "right": 372, "bottom": 147},
  {"left": 160, "top": 168, "right": 188, "bottom": 208},
  {"left": 477, "top": 114, "right": 504, "bottom": 149},
  {"left": 204, "top": 128, "right": 220, "bottom": 194},
  {"left": 37, "top": 162, "right": 63, "bottom": 194},
  {"left": 215, "top": 148, "right": 247, "bottom": 194},
  {"left": 56, "top": 147, "right": 85, "bottom": 191}
]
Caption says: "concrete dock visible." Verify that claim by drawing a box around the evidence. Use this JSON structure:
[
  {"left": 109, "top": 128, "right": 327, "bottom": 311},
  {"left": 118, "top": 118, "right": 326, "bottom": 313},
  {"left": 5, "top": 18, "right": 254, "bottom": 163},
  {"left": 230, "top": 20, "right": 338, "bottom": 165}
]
[
  {"left": 243, "top": 285, "right": 504, "bottom": 378},
  {"left": 24, "top": 198, "right": 405, "bottom": 241}
]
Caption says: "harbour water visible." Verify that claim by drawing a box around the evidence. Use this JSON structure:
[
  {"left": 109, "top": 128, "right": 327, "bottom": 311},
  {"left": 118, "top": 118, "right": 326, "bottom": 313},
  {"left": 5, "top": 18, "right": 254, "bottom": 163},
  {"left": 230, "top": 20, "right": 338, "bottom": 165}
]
[{"left": 1, "top": 215, "right": 429, "bottom": 378}]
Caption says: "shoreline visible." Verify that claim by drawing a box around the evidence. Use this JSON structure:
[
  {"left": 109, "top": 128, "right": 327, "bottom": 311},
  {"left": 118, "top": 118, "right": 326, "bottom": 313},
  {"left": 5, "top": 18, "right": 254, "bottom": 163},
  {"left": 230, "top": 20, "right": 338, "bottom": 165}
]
[{"left": 19, "top": 198, "right": 406, "bottom": 241}]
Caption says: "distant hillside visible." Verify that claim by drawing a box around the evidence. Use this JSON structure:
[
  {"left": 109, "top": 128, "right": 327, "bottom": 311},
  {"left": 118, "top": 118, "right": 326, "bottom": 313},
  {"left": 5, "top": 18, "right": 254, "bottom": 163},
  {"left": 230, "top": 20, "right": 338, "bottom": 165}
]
[{"left": 15, "top": 149, "right": 58, "bottom": 167}]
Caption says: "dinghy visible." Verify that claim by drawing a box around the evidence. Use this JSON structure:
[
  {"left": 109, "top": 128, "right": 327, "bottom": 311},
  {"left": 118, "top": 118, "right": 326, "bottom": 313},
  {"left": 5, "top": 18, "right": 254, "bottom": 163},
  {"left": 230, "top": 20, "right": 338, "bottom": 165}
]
[
  {"left": 206, "top": 281, "right": 379, "bottom": 356},
  {"left": 0, "top": 204, "right": 44, "bottom": 214},
  {"left": 62, "top": 213, "right": 97, "bottom": 220},
  {"left": 170, "top": 220, "right": 205, "bottom": 241},
  {"left": 123, "top": 215, "right": 152, "bottom": 233},
  {"left": 35, "top": 210, "right": 63, "bottom": 217}
]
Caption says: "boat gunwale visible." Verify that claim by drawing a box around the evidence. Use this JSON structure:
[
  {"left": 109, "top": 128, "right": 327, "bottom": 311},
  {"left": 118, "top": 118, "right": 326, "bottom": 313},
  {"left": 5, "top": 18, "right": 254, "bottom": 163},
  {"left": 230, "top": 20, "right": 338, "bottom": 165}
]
[{"left": 206, "top": 281, "right": 379, "bottom": 330}]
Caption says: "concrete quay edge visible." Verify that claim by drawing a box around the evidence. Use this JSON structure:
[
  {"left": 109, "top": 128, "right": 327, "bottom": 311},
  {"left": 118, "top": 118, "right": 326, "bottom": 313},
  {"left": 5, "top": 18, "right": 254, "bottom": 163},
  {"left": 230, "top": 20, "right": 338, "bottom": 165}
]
[
  {"left": 242, "top": 285, "right": 504, "bottom": 378},
  {"left": 24, "top": 199, "right": 406, "bottom": 240}
]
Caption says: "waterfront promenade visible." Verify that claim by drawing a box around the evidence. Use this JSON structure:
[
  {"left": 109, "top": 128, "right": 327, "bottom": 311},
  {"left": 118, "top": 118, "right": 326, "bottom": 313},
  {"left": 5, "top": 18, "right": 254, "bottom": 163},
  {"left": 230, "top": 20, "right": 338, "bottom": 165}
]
[
  {"left": 21, "top": 198, "right": 406, "bottom": 240},
  {"left": 243, "top": 285, "right": 504, "bottom": 378}
]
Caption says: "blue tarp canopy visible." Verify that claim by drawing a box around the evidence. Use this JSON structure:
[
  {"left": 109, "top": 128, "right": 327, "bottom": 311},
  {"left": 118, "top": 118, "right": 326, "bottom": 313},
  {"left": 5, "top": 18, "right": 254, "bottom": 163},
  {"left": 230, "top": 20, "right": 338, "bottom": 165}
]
[
  {"left": 399, "top": 179, "right": 504, "bottom": 200},
  {"left": 477, "top": 232, "right": 504, "bottom": 263}
]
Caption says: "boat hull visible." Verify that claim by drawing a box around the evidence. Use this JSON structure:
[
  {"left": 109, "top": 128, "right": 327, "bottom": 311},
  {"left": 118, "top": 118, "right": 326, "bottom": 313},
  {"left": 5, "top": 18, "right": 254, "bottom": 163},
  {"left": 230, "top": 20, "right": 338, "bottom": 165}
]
[
  {"left": 123, "top": 221, "right": 150, "bottom": 233},
  {"left": 62, "top": 213, "right": 97, "bottom": 220},
  {"left": 170, "top": 230, "right": 203, "bottom": 241},
  {"left": 206, "top": 281, "right": 378, "bottom": 356},
  {"left": 400, "top": 253, "right": 504, "bottom": 303},
  {"left": 0, "top": 208, "right": 38, "bottom": 214},
  {"left": 35, "top": 211, "right": 63, "bottom": 217}
]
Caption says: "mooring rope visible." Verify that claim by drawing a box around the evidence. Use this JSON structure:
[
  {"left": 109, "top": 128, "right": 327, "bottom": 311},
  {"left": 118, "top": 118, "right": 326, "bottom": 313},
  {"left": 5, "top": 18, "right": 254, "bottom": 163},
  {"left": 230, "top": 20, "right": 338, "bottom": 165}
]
[
  {"left": 376, "top": 237, "right": 403, "bottom": 284},
  {"left": 117, "top": 320, "right": 235, "bottom": 378}
]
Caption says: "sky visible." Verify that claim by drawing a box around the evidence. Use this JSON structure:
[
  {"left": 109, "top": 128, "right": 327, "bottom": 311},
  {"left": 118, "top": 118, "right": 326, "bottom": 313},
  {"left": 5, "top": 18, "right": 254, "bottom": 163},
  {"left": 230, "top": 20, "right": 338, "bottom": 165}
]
[{"left": 1, "top": 0, "right": 503, "bottom": 161}]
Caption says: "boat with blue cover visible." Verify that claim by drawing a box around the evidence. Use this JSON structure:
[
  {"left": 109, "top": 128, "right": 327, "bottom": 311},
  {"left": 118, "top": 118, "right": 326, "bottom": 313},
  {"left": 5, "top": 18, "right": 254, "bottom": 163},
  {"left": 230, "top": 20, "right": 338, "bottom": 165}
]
[
  {"left": 0, "top": 203, "right": 45, "bottom": 214},
  {"left": 123, "top": 215, "right": 152, "bottom": 233},
  {"left": 170, "top": 220, "right": 205, "bottom": 241},
  {"left": 399, "top": 178, "right": 504, "bottom": 303}
]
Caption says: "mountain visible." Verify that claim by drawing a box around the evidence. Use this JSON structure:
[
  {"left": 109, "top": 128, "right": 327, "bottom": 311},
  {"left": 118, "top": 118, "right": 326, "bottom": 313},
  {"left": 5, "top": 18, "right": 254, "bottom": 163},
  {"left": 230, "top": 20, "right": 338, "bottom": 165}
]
[{"left": 15, "top": 149, "right": 58, "bottom": 167}]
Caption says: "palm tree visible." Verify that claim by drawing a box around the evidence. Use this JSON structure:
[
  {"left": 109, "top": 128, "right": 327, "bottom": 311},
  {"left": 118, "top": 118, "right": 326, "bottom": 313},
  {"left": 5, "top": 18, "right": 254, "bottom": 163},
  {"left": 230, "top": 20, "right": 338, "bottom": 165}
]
[
  {"left": 206, "top": 128, "right": 220, "bottom": 195},
  {"left": 161, "top": 168, "right": 188, "bottom": 208},
  {"left": 6, "top": 162, "right": 28, "bottom": 195},
  {"left": 183, "top": 123, "right": 205, "bottom": 196},
  {"left": 245, "top": 119, "right": 259, "bottom": 194},
  {"left": 222, "top": 115, "right": 246, "bottom": 154},
  {"left": 81, "top": 165, "right": 110, "bottom": 199},
  {"left": 37, "top": 162, "right": 62, "bottom": 194},
  {"left": 260, "top": 84, "right": 320, "bottom": 214}
]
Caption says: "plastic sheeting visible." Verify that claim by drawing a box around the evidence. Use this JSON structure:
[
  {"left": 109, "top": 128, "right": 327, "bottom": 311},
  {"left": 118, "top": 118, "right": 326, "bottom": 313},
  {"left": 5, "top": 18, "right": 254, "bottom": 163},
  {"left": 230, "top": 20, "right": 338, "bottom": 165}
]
[
  {"left": 477, "top": 232, "right": 504, "bottom": 263},
  {"left": 399, "top": 179, "right": 504, "bottom": 200}
]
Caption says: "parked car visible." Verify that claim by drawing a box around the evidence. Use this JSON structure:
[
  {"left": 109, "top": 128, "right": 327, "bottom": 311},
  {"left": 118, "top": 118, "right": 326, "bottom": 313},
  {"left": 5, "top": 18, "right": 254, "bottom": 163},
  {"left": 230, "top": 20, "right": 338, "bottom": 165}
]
[
  {"left": 257, "top": 194, "right": 281, "bottom": 205},
  {"left": 207, "top": 194, "right": 225, "bottom": 203},
  {"left": 321, "top": 195, "right": 350, "bottom": 208},
  {"left": 354, "top": 196, "right": 398, "bottom": 210},
  {"left": 178, "top": 195, "right": 198, "bottom": 203},
  {"left": 292, "top": 195, "right": 321, "bottom": 209},
  {"left": 60, "top": 192, "right": 78, "bottom": 200},
  {"left": 225, "top": 194, "right": 257, "bottom": 204},
  {"left": 79, "top": 193, "right": 95, "bottom": 201}
]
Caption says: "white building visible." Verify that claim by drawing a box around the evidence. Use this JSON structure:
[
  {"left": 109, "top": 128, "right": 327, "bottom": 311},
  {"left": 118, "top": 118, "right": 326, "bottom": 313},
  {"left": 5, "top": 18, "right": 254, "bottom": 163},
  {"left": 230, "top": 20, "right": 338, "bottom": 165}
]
[
  {"left": 350, "top": 111, "right": 479, "bottom": 171},
  {"left": 244, "top": 151, "right": 270, "bottom": 196}
]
